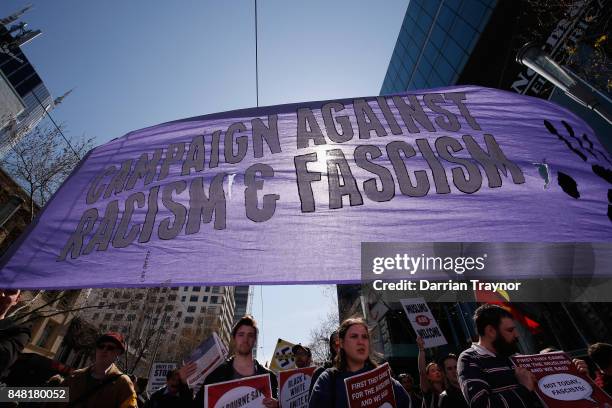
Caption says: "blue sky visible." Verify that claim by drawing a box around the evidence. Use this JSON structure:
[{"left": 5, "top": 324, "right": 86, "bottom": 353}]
[{"left": 0, "top": 0, "right": 408, "bottom": 363}]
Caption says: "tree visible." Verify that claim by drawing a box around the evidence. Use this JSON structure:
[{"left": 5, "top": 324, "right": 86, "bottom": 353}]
[
  {"left": 308, "top": 309, "right": 339, "bottom": 365},
  {"left": 1, "top": 121, "right": 93, "bottom": 220}
]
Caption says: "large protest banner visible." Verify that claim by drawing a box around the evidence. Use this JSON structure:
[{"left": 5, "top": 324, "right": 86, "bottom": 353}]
[
  {"left": 269, "top": 338, "right": 296, "bottom": 373},
  {"left": 1, "top": 86, "right": 610, "bottom": 289},
  {"left": 512, "top": 352, "right": 612, "bottom": 407},
  {"left": 184, "top": 332, "right": 227, "bottom": 390},
  {"left": 344, "top": 363, "right": 396, "bottom": 408},
  {"left": 147, "top": 362, "right": 177, "bottom": 394},
  {"left": 204, "top": 374, "right": 272, "bottom": 408},
  {"left": 400, "top": 298, "right": 447, "bottom": 348},
  {"left": 278, "top": 366, "right": 316, "bottom": 408}
]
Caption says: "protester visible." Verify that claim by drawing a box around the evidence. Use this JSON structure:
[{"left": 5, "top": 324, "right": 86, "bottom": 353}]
[
  {"left": 62, "top": 332, "right": 137, "bottom": 408},
  {"left": 416, "top": 336, "right": 444, "bottom": 408},
  {"left": 458, "top": 304, "right": 540, "bottom": 408},
  {"left": 0, "top": 289, "right": 31, "bottom": 381},
  {"left": 145, "top": 369, "right": 192, "bottom": 408},
  {"left": 309, "top": 317, "right": 411, "bottom": 407},
  {"left": 438, "top": 354, "right": 468, "bottom": 408},
  {"left": 292, "top": 344, "right": 312, "bottom": 368},
  {"left": 398, "top": 373, "right": 422, "bottom": 408},
  {"left": 589, "top": 342, "right": 612, "bottom": 396},
  {"left": 192, "top": 315, "right": 278, "bottom": 407},
  {"left": 309, "top": 330, "right": 339, "bottom": 396}
]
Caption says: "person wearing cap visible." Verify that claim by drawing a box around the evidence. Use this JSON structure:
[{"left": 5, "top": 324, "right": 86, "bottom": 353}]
[
  {"left": 292, "top": 344, "right": 312, "bottom": 369},
  {"left": 62, "top": 332, "right": 137, "bottom": 408}
]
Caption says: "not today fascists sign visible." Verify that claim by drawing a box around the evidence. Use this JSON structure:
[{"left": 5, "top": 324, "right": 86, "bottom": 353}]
[
  {"left": 344, "top": 363, "right": 396, "bottom": 408},
  {"left": 512, "top": 352, "right": 612, "bottom": 407},
  {"left": 278, "top": 366, "right": 316, "bottom": 408},
  {"left": 1, "top": 85, "right": 611, "bottom": 289},
  {"left": 400, "top": 298, "right": 447, "bottom": 348}
]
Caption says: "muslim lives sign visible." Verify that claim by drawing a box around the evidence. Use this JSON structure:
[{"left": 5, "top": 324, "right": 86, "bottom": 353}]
[{"left": 1, "top": 86, "right": 610, "bottom": 288}]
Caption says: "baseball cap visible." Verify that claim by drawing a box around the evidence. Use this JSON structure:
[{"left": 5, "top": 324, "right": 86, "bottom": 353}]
[{"left": 97, "top": 332, "right": 126, "bottom": 352}]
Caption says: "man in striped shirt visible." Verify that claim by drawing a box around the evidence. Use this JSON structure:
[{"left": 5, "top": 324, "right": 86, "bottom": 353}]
[{"left": 458, "top": 304, "right": 541, "bottom": 408}]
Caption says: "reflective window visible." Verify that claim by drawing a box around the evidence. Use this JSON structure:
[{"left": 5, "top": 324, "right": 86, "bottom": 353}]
[
  {"left": 461, "top": 0, "right": 487, "bottom": 31},
  {"left": 450, "top": 17, "right": 476, "bottom": 51},
  {"left": 442, "top": 37, "right": 464, "bottom": 66},
  {"left": 437, "top": 5, "right": 455, "bottom": 28}
]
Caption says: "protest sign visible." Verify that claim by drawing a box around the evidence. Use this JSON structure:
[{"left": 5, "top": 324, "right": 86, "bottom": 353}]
[
  {"left": 205, "top": 374, "right": 272, "bottom": 408},
  {"left": 400, "top": 298, "right": 447, "bottom": 348},
  {"left": 184, "top": 332, "right": 227, "bottom": 390},
  {"left": 512, "top": 351, "right": 612, "bottom": 407},
  {"left": 269, "top": 338, "right": 295, "bottom": 373},
  {"left": 1, "top": 86, "right": 611, "bottom": 289},
  {"left": 344, "top": 363, "right": 396, "bottom": 408},
  {"left": 147, "top": 362, "right": 177, "bottom": 394},
  {"left": 278, "top": 366, "right": 316, "bottom": 408}
]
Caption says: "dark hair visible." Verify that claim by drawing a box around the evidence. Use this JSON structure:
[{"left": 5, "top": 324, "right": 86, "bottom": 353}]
[
  {"left": 335, "top": 317, "right": 377, "bottom": 371},
  {"left": 231, "top": 315, "right": 258, "bottom": 338},
  {"left": 440, "top": 353, "right": 458, "bottom": 367},
  {"left": 329, "top": 330, "right": 338, "bottom": 360},
  {"left": 588, "top": 343, "right": 612, "bottom": 370},
  {"left": 473, "top": 304, "right": 514, "bottom": 336},
  {"left": 166, "top": 369, "right": 180, "bottom": 380},
  {"left": 398, "top": 373, "right": 413, "bottom": 382}
]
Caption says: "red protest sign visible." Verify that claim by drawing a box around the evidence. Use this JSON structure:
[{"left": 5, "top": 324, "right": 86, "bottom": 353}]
[
  {"left": 344, "top": 363, "right": 396, "bottom": 408},
  {"left": 204, "top": 374, "right": 272, "bottom": 408},
  {"left": 278, "top": 366, "right": 317, "bottom": 408},
  {"left": 512, "top": 352, "right": 612, "bottom": 407}
]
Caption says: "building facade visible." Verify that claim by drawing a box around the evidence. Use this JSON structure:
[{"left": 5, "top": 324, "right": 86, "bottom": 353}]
[
  {"left": 0, "top": 9, "right": 53, "bottom": 156},
  {"left": 78, "top": 285, "right": 236, "bottom": 376}
]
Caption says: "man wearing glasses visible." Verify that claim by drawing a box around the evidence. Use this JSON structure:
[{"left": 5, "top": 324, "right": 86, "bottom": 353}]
[{"left": 63, "top": 332, "right": 137, "bottom": 408}]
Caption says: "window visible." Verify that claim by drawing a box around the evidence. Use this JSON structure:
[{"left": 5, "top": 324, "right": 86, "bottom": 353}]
[
  {"left": 171, "top": 287, "right": 178, "bottom": 291},
  {"left": 211, "top": 296, "right": 219, "bottom": 304},
  {"left": 108, "top": 304, "right": 116, "bottom": 309},
  {"left": 201, "top": 306, "right": 207, "bottom": 313},
  {"left": 192, "top": 286, "right": 201, "bottom": 292},
  {"left": 183, "top": 286, "right": 189, "bottom": 291},
  {"left": 128, "top": 314, "right": 136, "bottom": 321},
  {"left": 190, "top": 296, "right": 198, "bottom": 302},
  {"left": 177, "top": 311, "right": 182, "bottom": 318},
  {"left": 113, "top": 293, "right": 120, "bottom": 299},
  {"left": 187, "top": 306, "right": 196, "bottom": 313},
  {"left": 114, "top": 314, "right": 124, "bottom": 321},
  {"left": 92, "top": 313, "right": 100, "bottom": 320},
  {"left": 156, "top": 306, "right": 162, "bottom": 313},
  {"left": 205, "top": 287, "right": 211, "bottom": 292},
  {"left": 135, "top": 293, "right": 144, "bottom": 300},
  {"left": 171, "top": 334, "right": 177, "bottom": 340},
  {"left": 181, "top": 296, "right": 186, "bottom": 302},
  {"left": 104, "top": 313, "right": 112, "bottom": 320},
  {"left": 102, "top": 291, "right": 109, "bottom": 298},
  {"left": 36, "top": 323, "right": 55, "bottom": 348},
  {"left": 184, "top": 316, "right": 194, "bottom": 324},
  {"left": 174, "top": 322, "right": 179, "bottom": 329},
  {"left": 161, "top": 287, "right": 168, "bottom": 293},
  {"left": 212, "top": 287, "right": 220, "bottom": 293},
  {"left": 119, "top": 303, "right": 127, "bottom": 310},
  {"left": 165, "top": 305, "right": 174, "bottom": 312},
  {"left": 202, "top": 296, "right": 208, "bottom": 302},
  {"left": 168, "top": 294, "right": 177, "bottom": 301}
]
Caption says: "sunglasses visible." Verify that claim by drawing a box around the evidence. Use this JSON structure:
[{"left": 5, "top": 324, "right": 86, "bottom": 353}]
[{"left": 97, "top": 344, "right": 119, "bottom": 352}]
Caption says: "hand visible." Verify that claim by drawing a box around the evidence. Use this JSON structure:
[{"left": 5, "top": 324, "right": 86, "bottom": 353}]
[
  {"left": 416, "top": 336, "right": 425, "bottom": 350},
  {"left": 262, "top": 397, "right": 279, "bottom": 408},
  {"left": 515, "top": 367, "right": 536, "bottom": 392},
  {"left": 572, "top": 359, "right": 589, "bottom": 376},
  {"left": 178, "top": 361, "right": 197, "bottom": 383}
]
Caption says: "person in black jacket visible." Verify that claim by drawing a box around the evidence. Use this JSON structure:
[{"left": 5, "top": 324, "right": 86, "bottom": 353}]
[
  {"left": 193, "top": 315, "right": 278, "bottom": 407},
  {"left": 0, "top": 289, "right": 31, "bottom": 380},
  {"left": 145, "top": 369, "right": 192, "bottom": 408}
]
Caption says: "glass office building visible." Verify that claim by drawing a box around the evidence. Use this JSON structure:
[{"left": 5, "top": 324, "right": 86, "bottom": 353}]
[{"left": 381, "top": 0, "right": 497, "bottom": 94}]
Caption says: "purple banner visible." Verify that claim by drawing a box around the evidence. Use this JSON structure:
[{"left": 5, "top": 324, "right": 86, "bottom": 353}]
[{"left": 1, "top": 86, "right": 610, "bottom": 289}]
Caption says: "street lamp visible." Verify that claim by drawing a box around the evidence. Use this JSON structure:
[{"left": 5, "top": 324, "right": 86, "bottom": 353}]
[{"left": 516, "top": 43, "right": 612, "bottom": 125}]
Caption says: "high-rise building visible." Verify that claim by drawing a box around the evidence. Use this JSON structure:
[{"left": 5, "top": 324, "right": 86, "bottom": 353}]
[
  {"left": 337, "top": 0, "right": 612, "bottom": 376},
  {"left": 79, "top": 286, "right": 236, "bottom": 376},
  {"left": 233, "top": 286, "right": 253, "bottom": 323},
  {"left": 0, "top": 8, "right": 53, "bottom": 156}
]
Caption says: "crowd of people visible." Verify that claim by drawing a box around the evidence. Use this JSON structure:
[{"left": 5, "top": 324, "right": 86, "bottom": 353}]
[{"left": 2, "top": 288, "right": 612, "bottom": 407}]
